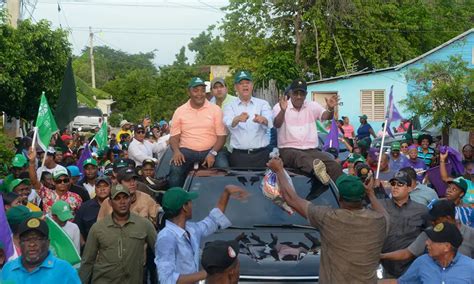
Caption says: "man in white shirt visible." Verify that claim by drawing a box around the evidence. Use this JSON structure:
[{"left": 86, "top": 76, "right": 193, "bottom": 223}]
[
  {"left": 128, "top": 124, "right": 167, "bottom": 167},
  {"left": 36, "top": 147, "right": 67, "bottom": 179},
  {"left": 51, "top": 200, "right": 81, "bottom": 253},
  {"left": 223, "top": 71, "right": 273, "bottom": 168}
]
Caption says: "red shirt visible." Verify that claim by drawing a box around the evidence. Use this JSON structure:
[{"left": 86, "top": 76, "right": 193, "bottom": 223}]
[{"left": 37, "top": 185, "right": 82, "bottom": 214}]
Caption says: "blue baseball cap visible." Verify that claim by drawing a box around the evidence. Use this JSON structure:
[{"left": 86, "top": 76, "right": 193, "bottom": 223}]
[{"left": 67, "top": 165, "right": 82, "bottom": 178}]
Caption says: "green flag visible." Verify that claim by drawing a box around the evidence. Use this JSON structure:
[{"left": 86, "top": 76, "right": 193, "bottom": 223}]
[
  {"left": 316, "top": 120, "right": 329, "bottom": 134},
  {"left": 94, "top": 121, "right": 108, "bottom": 151},
  {"left": 45, "top": 216, "right": 81, "bottom": 265},
  {"left": 35, "top": 93, "right": 59, "bottom": 151},
  {"left": 55, "top": 58, "right": 78, "bottom": 130}
]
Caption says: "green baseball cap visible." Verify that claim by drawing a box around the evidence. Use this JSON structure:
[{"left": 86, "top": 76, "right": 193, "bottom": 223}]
[
  {"left": 336, "top": 174, "right": 366, "bottom": 202},
  {"left": 234, "top": 70, "right": 252, "bottom": 83},
  {"left": 348, "top": 154, "right": 366, "bottom": 164},
  {"left": 391, "top": 142, "right": 401, "bottom": 151},
  {"left": 51, "top": 200, "right": 74, "bottom": 222},
  {"left": 448, "top": 177, "right": 468, "bottom": 193},
  {"left": 110, "top": 184, "right": 130, "bottom": 199},
  {"left": 6, "top": 205, "right": 43, "bottom": 226},
  {"left": 163, "top": 187, "right": 199, "bottom": 213},
  {"left": 8, "top": 178, "right": 31, "bottom": 193},
  {"left": 11, "top": 154, "right": 27, "bottom": 168},
  {"left": 52, "top": 168, "right": 69, "bottom": 180},
  {"left": 359, "top": 114, "right": 368, "bottom": 120},
  {"left": 83, "top": 158, "right": 98, "bottom": 168},
  {"left": 188, "top": 77, "right": 206, "bottom": 88}
]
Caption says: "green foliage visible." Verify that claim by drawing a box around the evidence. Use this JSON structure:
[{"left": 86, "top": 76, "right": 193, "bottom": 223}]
[
  {"left": 402, "top": 56, "right": 474, "bottom": 131},
  {"left": 0, "top": 17, "right": 71, "bottom": 119},
  {"left": 0, "top": 131, "right": 15, "bottom": 178},
  {"left": 73, "top": 46, "right": 157, "bottom": 89}
]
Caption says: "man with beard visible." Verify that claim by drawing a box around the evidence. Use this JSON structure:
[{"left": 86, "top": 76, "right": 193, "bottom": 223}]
[
  {"left": 79, "top": 184, "right": 156, "bottom": 284},
  {"left": 1, "top": 217, "right": 80, "bottom": 283}
]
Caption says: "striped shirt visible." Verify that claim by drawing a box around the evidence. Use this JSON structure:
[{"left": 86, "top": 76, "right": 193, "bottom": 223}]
[
  {"left": 455, "top": 206, "right": 474, "bottom": 227},
  {"left": 417, "top": 146, "right": 435, "bottom": 166}
]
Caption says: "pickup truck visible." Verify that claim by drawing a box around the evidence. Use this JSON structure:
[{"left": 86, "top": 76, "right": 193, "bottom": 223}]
[{"left": 69, "top": 107, "right": 103, "bottom": 131}]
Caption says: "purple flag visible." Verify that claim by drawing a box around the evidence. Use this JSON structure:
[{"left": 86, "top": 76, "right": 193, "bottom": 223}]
[
  {"left": 385, "top": 85, "right": 403, "bottom": 138},
  {"left": 440, "top": 146, "right": 464, "bottom": 175},
  {"left": 427, "top": 164, "right": 452, "bottom": 197},
  {"left": 323, "top": 119, "right": 339, "bottom": 152},
  {"left": 76, "top": 144, "right": 92, "bottom": 175},
  {"left": 0, "top": 197, "right": 14, "bottom": 259}
]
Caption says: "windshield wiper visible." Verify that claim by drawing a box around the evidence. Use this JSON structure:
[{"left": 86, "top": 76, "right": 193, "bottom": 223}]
[
  {"left": 226, "top": 226, "right": 255, "bottom": 230},
  {"left": 253, "top": 224, "right": 316, "bottom": 230}
]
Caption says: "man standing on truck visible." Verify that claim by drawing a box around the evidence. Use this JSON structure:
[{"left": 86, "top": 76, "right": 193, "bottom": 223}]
[
  {"left": 267, "top": 157, "right": 388, "bottom": 283},
  {"left": 155, "top": 185, "right": 248, "bottom": 284}
]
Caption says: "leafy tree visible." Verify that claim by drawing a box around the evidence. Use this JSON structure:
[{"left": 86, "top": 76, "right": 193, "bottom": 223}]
[
  {"left": 73, "top": 46, "right": 157, "bottom": 89},
  {"left": 402, "top": 56, "right": 474, "bottom": 132},
  {"left": 0, "top": 14, "right": 71, "bottom": 119}
]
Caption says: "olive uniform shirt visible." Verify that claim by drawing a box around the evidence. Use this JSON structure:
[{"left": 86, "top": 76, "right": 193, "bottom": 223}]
[
  {"left": 79, "top": 213, "right": 157, "bottom": 284},
  {"left": 306, "top": 204, "right": 387, "bottom": 284}
]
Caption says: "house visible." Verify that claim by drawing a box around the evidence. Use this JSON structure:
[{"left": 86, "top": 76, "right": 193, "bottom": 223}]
[{"left": 306, "top": 28, "right": 474, "bottom": 134}]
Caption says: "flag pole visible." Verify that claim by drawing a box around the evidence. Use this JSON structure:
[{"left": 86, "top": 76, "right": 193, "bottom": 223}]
[
  {"left": 31, "top": 127, "right": 38, "bottom": 150},
  {"left": 375, "top": 119, "right": 388, "bottom": 179}
]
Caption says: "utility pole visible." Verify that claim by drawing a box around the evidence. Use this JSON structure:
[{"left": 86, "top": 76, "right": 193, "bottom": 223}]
[
  {"left": 312, "top": 21, "right": 323, "bottom": 80},
  {"left": 6, "top": 0, "right": 21, "bottom": 28},
  {"left": 89, "top": 26, "right": 96, "bottom": 88}
]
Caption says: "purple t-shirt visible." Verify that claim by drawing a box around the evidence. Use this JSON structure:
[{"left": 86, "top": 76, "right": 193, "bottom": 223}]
[{"left": 402, "top": 158, "right": 427, "bottom": 182}]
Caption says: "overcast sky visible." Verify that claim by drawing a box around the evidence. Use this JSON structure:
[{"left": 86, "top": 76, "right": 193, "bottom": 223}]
[{"left": 28, "top": 0, "right": 228, "bottom": 66}]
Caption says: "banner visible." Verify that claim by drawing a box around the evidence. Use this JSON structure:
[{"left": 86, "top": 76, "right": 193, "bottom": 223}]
[
  {"left": 45, "top": 215, "right": 81, "bottom": 265},
  {"left": 35, "top": 93, "right": 59, "bottom": 151}
]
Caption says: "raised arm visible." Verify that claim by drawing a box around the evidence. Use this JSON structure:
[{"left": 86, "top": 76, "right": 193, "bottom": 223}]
[
  {"left": 267, "top": 158, "right": 310, "bottom": 218},
  {"left": 439, "top": 151, "right": 452, "bottom": 183},
  {"left": 27, "top": 147, "right": 42, "bottom": 191},
  {"left": 273, "top": 96, "right": 287, "bottom": 129},
  {"left": 216, "top": 185, "right": 249, "bottom": 213},
  {"left": 320, "top": 94, "right": 339, "bottom": 121}
]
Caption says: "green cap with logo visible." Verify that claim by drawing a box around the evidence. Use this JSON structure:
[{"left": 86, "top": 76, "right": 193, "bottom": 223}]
[
  {"left": 163, "top": 187, "right": 199, "bottom": 213},
  {"left": 8, "top": 178, "right": 30, "bottom": 193},
  {"left": 234, "top": 70, "right": 252, "bottom": 83},
  {"left": 110, "top": 184, "right": 130, "bottom": 199},
  {"left": 53, "top": 168, "right": 69, "bottom": 180},
  {"left": 51, "top": 200, "right": 74, "bottom": 222},
  {"left": 359, "top": 114, "right": 368, "bottom": 120},
  {"left": 348, "top": 153, "right": 366, "bottom": 164},
  {"left": 448, "top": 177, "right": 468, "bottom": 193},
  {"left": 83, "top": 158, "right": 98, "bottom": 168},
  {"left": 12, "top": 154, "right": 27, "bottom": 168},
  {"left": 391, "top": 142, "right": 401, "bottom": 151},
  {"left": 6, "top": 205, "right": 43, "bottom": 226},
  {"left": 188, "top": 77, "right": 206, "bottom": 88},
  {"left": 336, "top": 174, "right": 366, "bottom": 202}
]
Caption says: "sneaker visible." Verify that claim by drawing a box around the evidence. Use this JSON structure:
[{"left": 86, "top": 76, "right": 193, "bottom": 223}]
[{"left": 313, "top": 159, "right": 330, "bottom": 185}]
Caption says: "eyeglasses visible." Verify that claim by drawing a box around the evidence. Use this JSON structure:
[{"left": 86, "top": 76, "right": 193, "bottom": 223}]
[
  {"left": 136, "top": 131, "right": 145, "bottom": 134},
  {"left": 54, "top": 178, "right": 70, "bottom": 184},
  {"left": 390, "top": 181, "right": 407, "bottom": 187}
]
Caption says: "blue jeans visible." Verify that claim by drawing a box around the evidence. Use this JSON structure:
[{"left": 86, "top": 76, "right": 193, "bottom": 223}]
[
  {"left": 168, "top": 148, "right": 210, "bottom": 187},
  {"left": 214, "top": 148, "right": 230, "bottom": 168}
]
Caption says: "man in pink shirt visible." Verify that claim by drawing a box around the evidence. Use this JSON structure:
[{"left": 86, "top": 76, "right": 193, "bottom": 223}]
[
  {"left": 273, "top": 79, "right": 343, "bottom": 188},
  {"left": 168, "top": 77, "right": 227, "bottom": 187}
]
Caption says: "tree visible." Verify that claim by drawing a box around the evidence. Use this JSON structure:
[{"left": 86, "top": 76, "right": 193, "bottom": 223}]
[
  {"left": 73, "top": 46, "right": 157, "bottom": 89},
  {"left": 0, "top": 14, "right": 71, "bottom": 120},
  {"left": 402, "top": 56, "right": 474, "bottom": 133}
]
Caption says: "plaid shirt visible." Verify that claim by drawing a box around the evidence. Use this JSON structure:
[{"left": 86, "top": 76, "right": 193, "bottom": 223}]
[{"left": 37, "top": 185, "right": 83, "bottom": 214}]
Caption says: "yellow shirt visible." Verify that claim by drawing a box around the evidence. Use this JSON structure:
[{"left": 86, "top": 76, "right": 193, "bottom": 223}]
[{"left": 27, "top": 202, "right": 42, "bottom": 212}]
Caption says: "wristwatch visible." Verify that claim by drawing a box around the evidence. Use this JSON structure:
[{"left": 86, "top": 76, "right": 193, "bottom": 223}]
[{"left": 209, "top": 150, "right": 218, "bottom": 156}]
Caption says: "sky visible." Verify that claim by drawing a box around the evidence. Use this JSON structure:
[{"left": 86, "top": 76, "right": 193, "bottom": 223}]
[{"left": 27, "top": 0, "right": 229, "bottom": 66}]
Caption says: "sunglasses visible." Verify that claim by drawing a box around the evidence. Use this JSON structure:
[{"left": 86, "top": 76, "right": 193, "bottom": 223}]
[
  {"left": 136, "top": 131, "right": 145, "bottom": 134},
  {"left": 390, "top": 181, "right": 407, "bottom": 187},
  {"left": 54, "top": 178, "right": 70, "bottom": 184}
]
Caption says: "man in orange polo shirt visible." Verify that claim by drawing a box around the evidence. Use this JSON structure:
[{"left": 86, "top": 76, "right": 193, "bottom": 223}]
[{"left": 168, "top": 77, "right": 227, "bottom": 187}]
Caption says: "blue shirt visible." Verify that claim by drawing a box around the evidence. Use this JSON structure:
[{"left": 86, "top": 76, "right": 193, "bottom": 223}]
[
  {"left": 389, "top": 154, "right": 408, "bottom": 172},
  {"left": 155, "top": 208, "right": 231, "bottom": 284},
  {"left": 409, "top": 183, "right": 439, "bottom": 206},
  {"left": 398, "top": 253, "right": 474, "bottom": 283},
  {"left": 223, "top": 97, "right": 273, "bottom": 150},
  {"left": 456, "top": 206, "right": 474, "bottom": 228},
  {"left": 356, "top": 123, "right": 373, "bottom": 140},
  {"left": 1, "top": 251, "right": 81, "bottom": 284}
]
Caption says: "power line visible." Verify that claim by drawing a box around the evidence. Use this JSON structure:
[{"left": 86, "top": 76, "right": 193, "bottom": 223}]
[{"left": 57, "top": 0, "right": 78, "bottom": 47}]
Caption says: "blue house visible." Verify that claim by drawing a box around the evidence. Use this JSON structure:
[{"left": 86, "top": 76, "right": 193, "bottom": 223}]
[{"left": 307, "top": 28, "right": 474, "bottom": 133}]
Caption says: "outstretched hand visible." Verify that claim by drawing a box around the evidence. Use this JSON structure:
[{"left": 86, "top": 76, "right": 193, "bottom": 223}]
[
  {"left": 266, "top": 157, "right": 284, "bottom": 172},
  {"left": 224, "top": 185, "right": 250, "bottom": 201}
]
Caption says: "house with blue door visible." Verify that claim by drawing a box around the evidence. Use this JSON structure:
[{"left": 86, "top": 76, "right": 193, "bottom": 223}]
[{"left": 307, "top": 28, "right": 474, "bottom": 134}]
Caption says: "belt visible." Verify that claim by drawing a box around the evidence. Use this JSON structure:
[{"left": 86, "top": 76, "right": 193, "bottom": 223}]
[{"left": 233, "top": 147, "right": 267, "bottom": 154}]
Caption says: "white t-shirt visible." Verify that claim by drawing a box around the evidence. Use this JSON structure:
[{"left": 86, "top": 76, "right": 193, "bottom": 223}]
[
  {"left": 36, "top": 164, "right": 67, "bottom": 179},
  {"left": 62, "top": 221, "right": 81, "bottom": 253}
]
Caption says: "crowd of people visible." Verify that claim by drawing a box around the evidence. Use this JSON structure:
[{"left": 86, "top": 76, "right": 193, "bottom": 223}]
[{"left": 0, "top": 70, "right": 473, "bottom": 283}]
